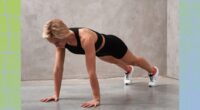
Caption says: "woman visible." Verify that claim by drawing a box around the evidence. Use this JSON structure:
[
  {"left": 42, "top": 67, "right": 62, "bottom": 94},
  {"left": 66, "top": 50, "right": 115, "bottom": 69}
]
[{"left": 40, "top": 19, "right": 159, "bottom": 108}]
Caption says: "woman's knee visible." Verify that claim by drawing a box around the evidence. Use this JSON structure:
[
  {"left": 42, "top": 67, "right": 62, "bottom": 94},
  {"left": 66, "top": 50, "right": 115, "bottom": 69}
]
[
  {"left": 99, "top": 57, "right": 117, "bottom": 64},
  {"left": 131, "top": 56, "right": 144, "bottom": 66}
]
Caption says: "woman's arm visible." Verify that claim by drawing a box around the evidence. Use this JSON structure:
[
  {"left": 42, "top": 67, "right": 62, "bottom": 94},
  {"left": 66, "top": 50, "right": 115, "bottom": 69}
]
[
  {"left": 53, "top": 47, "right": 65, "bottom": 98},
  {"left": 40, "top": 47, "right": 65, "bottom": 102},
  {"left": 84, "top": 43, "right": 100, "bottom": 101},
  {"left": 80, "top": 29, "right": 100, "bottom": 107}
]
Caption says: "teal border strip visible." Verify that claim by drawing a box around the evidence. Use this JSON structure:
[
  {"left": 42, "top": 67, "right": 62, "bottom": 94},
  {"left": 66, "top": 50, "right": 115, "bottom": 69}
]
[{"left": 180, "top": 0, "right": 200, "bottom": 110}]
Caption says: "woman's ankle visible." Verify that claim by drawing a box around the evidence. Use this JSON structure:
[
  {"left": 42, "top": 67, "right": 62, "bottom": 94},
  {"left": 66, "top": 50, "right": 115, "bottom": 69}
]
[
  {"left": 126, "top": 65, "right": 132, "bottom": 74},
  {"left": 151, "top": 66, "right": 156, "bottom": 76}
]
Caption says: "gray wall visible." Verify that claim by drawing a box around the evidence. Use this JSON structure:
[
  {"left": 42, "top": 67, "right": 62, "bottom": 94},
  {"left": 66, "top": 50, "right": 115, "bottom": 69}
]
[
  {"left": 22, "top": 0, "right": 178, "bottom": 81},
  {"left": 167, "top": 0, "right": 179, "bottom": 79}
]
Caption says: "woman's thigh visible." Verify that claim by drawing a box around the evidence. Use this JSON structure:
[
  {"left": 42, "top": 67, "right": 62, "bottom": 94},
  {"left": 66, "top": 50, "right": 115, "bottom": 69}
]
[{"left": 120, "top": 49, "right": 138, "bottom": 65}]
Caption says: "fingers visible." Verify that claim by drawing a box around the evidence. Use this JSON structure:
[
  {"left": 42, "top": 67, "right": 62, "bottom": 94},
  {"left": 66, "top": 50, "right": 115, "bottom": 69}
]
[
  {"left": 40, "top": 98, "right": 50, "bottom": 102},
  {"left": 81, "top": 102, "right": 94, "bottom": 108},
  {"left": 40, "top": 98, "right": 49, "bottom": 102},
  {"left": 81, "top": 102, "right": 87, "bottom": 108},
  {"left": 40, "top": 97, "right": 56, "bottom": 102},
  {"left": 87, "top": 104, "right": 94, "bottom": 108},
  {"left": 40, "top": 98, "right": 45, "bottom": 102},
  {"left": 45, "top": 98, "right": 53, "bottom": 102},
  {"left": 81, "top": 102, "right": 100, "bottom": 108}
]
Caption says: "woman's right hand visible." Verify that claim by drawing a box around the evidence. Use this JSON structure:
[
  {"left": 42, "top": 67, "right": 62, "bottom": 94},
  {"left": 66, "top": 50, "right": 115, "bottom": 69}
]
[{"left": 40, "top": 95, "right": 59, "bottom": 102}]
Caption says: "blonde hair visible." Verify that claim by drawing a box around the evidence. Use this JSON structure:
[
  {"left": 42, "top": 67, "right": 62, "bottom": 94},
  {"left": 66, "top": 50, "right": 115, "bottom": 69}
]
[{"left": 42, "top": 19, "right": 69, "bottom": 39}]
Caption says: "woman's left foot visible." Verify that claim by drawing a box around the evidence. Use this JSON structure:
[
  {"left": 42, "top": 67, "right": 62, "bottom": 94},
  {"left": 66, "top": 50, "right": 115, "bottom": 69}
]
[
  {"left": 148, "top": 66, "right": 159, "bottom": 87},
  {"left": 124, "top": 66, "right": 134, "bottom": 85}
]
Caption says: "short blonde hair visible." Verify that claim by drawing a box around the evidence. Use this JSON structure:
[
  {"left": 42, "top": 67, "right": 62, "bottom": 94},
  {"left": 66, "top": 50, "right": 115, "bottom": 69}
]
[{"left": 42, "top": 19, "right": 69, "bottom": 39}]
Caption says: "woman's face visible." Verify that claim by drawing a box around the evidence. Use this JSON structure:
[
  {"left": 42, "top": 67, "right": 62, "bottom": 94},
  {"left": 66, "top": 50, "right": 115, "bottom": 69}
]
[{"left": 47, "top": 37, "right": 67, "bottom": 48}]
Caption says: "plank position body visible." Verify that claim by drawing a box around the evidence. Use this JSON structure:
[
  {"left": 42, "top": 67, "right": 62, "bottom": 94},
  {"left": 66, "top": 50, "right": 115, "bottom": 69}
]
[{"left": 40, "top": 19, "right": 159, "bottom": 108}]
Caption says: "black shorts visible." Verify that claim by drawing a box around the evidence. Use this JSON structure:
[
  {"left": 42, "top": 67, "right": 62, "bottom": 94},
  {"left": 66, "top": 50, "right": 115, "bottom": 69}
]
[{"left": 96, "top": 34, "right": 128, "bottom": 59}]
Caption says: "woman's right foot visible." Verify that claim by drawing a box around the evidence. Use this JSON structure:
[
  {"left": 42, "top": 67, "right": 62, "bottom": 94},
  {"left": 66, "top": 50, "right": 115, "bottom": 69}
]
[
  {"left": 148, "top": 66, "right": 159, "bottom": 87},
  {"left": 124, "top": 66, "right": 134, "bottom": 85}
]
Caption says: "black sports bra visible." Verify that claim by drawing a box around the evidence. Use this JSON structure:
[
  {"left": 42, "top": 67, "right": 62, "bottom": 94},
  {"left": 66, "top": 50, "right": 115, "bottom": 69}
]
[{"left": 65, "top": 27, "right": 103, "bottom": 54}]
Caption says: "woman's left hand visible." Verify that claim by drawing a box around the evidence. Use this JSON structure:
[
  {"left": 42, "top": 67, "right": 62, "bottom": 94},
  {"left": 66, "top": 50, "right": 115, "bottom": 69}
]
[{"left": 81, "top": 99, "right": 100, "bottom": 108}]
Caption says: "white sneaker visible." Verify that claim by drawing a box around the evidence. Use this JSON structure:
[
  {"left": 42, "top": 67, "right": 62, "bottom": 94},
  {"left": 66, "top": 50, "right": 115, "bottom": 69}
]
[
  {"left": 124, "top": 66, "right": 134, "bottom": 85},
  {"left": 148, "top": 66, "right": 159, "bottom": 87}
]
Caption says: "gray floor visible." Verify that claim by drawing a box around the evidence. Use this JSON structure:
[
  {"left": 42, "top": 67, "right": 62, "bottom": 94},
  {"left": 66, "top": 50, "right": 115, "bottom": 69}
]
[{"left": 22, "top": 77, "right": 179, "bottom": 110}]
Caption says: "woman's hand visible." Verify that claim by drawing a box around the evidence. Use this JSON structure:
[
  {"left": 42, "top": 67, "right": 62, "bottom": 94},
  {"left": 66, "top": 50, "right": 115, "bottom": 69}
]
[
  {"left": 81, "top": 99, "right": 100, "bottom": 108},
  {"left": 40, "top": 95, "right": 59, "bottom": 102}
]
